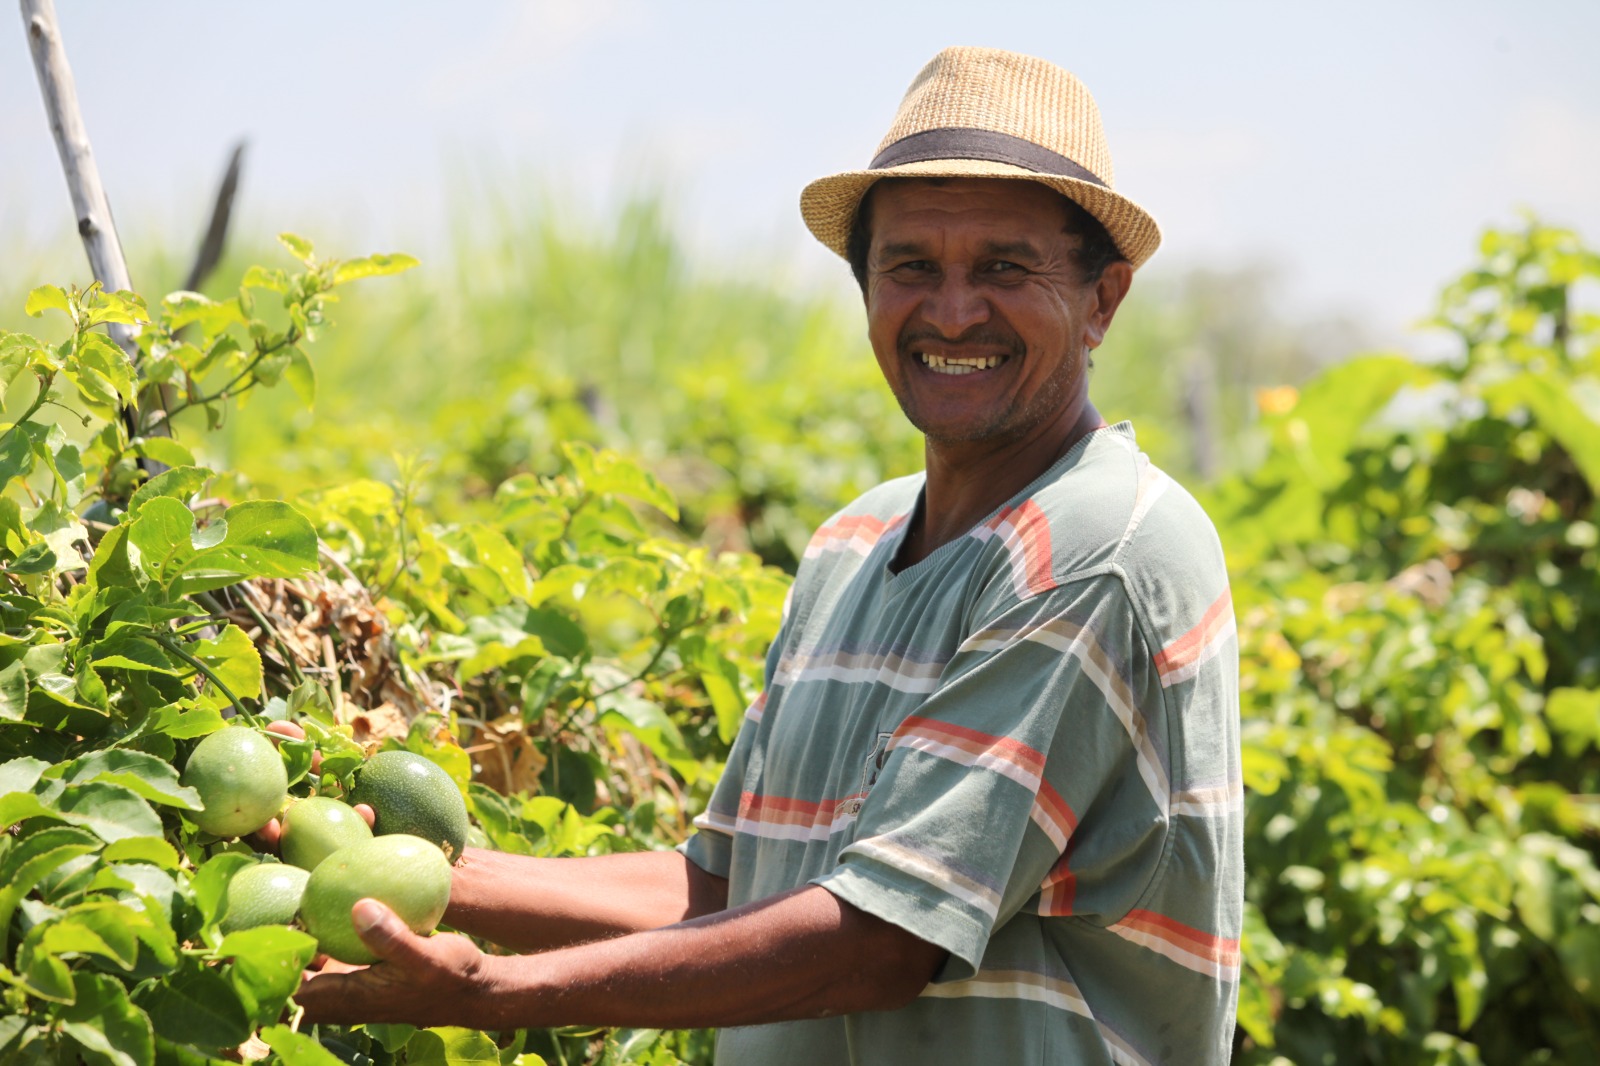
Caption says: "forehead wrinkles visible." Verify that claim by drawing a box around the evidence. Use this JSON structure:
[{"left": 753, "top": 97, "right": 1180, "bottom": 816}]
[{"left": 869, "top": 187, "right": 1070, "bottom": 263}]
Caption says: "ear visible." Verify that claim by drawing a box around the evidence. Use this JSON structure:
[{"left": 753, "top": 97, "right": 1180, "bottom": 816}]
[{"left": 1082, "top": 261, "right": 1134, "bottom": 349}]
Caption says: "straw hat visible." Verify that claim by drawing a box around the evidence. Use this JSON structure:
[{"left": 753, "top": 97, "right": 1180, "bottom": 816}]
[{"left": 800, "top": 47, "right": 1160, "bottom": 269}]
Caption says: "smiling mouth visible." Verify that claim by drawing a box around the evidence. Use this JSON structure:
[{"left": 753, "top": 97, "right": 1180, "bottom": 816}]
[{"left": 917, "top": 353, "right": 1008, "bottom": 376}]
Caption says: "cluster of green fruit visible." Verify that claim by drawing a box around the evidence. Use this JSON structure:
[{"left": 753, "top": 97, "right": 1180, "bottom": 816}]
[{"left": 179, "top": 726, "right": 470, "bottom": 963}]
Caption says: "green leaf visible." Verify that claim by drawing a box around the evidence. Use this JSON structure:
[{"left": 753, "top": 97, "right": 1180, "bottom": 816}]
[
  {"left": 563, "top": 443, "right": 679, "bottom": 520},
  {"left": 0, "top": 790, "right": 57, "bottom": 830},
  {"left": 697, "top": 650, "right": 745, "bottom": 744},
  {"left": 404, "top": 1027, "right": 502, "bottom": 1066},
  {"left": 88, "top": 290, "right": 151, "bottom": 327},
  {"left": 240, "top": 265, "right": 288, "bottom": 292},
  {"left": 24, "top": 285, "right": 69, "bottom": 319},
  {"left": 128, "top": 467, "right": 212, "bottom": 516},
  {"left": 102, "top": 836, "right": 181, "bottom": 869},
  {"left": 522, "top": 607, "right": 588, "bottom": 660},
  {"left": 55, "top": 781, "right": 165, "bottom": 843},
  {"left": 161, "top": 292, "right": 245, "bottom": 336},
  {"left": 60, "top": 971, "right": 155, "bottom": 1066},
  {"left": 188, "top": 625, "right": 263, "bottom": 700},
  {"left": 331, "top": 252, "right": 419, "bottom": 285},
  {"left": 87, "top": 520, "right": 143, "bottom": 591},
  {"left": 0, "top": 754, "right": 51, "bottom": 793},
  {"left": 277, "top": 233, "right": 316, "bottom": 264},
  {"left": 1547, "top": 687, "right": 1600, "bottom": 756},
  {"left": 598, "top": 691, "right": 688, "bottom": 766},
  {"left": 0, "top": 826, "right": 101, "bottom": 954},
  {"left": 92, "top": 635, "right": 184, "bottom": 675},
  {"left": 144, "top": 702, "right": 228, "bottom": 741},
  {"left": 283, "top": 345, "right": 315, "bottom": 407},
  {"left": 35, "top": 901, "right": 142, "bottom": 969},
  {"left": 130, "top": 437, "right": 196, "bottom": 470},
  {"left": 0, "top": 425, "right": 37, "bottom": 488},
  {"left": 137, "top": 963, "right": 251, "bottom": 1052},
  {"left": 6, "top": 541, "right": 56, "bottom": 575},
  {"left": 260, "top": 1025, "right": 346, "bottom": 1065},
  {"left": 177, "top": 500, "right": 320, "bottom": 594},
  {"left": 467, "top": 523, "right": 532, "bottom": 601},
  {"left": 214, "top": 925, "right": 317, "bottom": 1026},
  {"left": 365, "top": 1024, "right": 419, "bottom": 1052},
  {"left": 58, "top": 749, "right": 203, "bottom": 811},
  {"left": 75, "top": 332, "right": 138, "bottom": 404},
  {"left": 0, "top": 659, "right": 29, "bottom": 722},
  {"left": 190, "top": 852, "right": 255, "bottom": 926}
]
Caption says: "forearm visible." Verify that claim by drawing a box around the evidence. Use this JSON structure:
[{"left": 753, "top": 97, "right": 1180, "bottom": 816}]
[
  {"left": 300, "top": 884, "right": 947, "bottom": 1030},
  {"left": 445, "top": 847, "right": 727, "bottom": 953}
]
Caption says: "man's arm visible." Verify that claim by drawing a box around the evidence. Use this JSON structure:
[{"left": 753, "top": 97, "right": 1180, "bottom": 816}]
[
  {"left": 295, "top": 883, "right": 947, "bottom": 1031},
  {"left": 443, "top": 847, "right": 729, "bottom": 953}
]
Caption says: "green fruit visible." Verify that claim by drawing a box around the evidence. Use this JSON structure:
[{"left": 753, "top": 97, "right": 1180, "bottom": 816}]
[
  {"left": 219, "top": 861, "right": 309, "bottom": 934},
  {"left": 300, "top": 834, "right": 452, "bottom": 964},
  {"left": 349, "top": 751, "right": 469, "bottom": 863},
  {"left": 280, "top": 797, "right": 373, "bottom": 871},
  {"left": 182, "top": 727, "right": 289, "bottom": 838}
]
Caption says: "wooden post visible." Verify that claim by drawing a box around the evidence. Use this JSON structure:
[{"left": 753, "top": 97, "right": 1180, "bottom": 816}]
[
  {"left": 22, "top": 0, "right": 170, "bottom": 455},
  {"left": 22, "top": 0, "right": 135, "bottom": 305},
  {"left": 184, "top": 142, "right": 247, "bottom": 293}
]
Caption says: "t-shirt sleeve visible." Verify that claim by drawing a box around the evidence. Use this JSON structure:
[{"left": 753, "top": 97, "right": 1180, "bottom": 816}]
[
  {"left": 811, "top": 575, "right": 1172, "bottom": 980},
  {"left": 678, "top": 621, "right": 787, "bottom": 879}
]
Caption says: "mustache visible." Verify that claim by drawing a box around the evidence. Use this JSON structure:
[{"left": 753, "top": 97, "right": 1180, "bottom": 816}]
[{"left": 896, "top": 325, "right": 1024, "bottom": 357}]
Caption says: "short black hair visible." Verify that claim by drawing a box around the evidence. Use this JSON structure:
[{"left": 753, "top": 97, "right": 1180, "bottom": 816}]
[{"left": 844, "top": 178, "right": 1125, "bottom": 292}]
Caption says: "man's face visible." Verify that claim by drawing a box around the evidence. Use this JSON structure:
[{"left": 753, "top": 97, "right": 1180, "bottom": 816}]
[{"left": 863, "top": 178, "right": 1130, "bottom": 449}]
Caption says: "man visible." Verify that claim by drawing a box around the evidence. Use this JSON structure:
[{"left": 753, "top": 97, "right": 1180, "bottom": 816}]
[{"left": 298, "top": 46, "right": 1243, "bottom": 1065}]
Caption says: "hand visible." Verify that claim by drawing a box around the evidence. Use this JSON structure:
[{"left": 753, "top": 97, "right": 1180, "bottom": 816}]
[
  {"left": 251, "top": 721, "right": 374, "bottom": 851},
  {"left": 294, "top": 899, "right": 496, "bottom": 1027}
]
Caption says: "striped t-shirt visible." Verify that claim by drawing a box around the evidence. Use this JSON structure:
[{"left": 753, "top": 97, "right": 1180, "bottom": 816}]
[{"left": 682, "top": 423, "right": 1243, "bottom": 1065}]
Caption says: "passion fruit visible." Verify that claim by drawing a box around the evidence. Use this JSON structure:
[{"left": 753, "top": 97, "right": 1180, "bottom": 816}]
[
  {"left": 280, "top": 796, "right": 373, "bottom": 871},
  {"left": 348, "top": 750, "right": 469, "bottom": 863},
  {"left": 218, "top": 861, "right": 310, "bottom": 934},
  {"left": 299, "top": 834, "right": 452, "bottom": 964},
  {"left": 181, "top": 727, "right": 289, "bottom": 838}
]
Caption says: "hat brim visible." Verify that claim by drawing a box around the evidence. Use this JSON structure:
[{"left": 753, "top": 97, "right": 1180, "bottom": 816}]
[{"left": 800, "top": 159, "right": 1161, "bottom": 270}]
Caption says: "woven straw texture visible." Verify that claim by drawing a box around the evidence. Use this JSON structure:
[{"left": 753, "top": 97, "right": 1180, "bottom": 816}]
[{"left": 800, "top": 46, "right": 1161, "bottom": 269}]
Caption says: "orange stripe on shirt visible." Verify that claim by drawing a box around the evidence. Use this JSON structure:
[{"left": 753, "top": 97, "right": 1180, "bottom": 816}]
[
  {"left": 1153, "top": 587, "right": 1233, "bottom": 679},
  {"left": 1114, "top": 909, "right": 1241, "bottom": 965},
  {"left": 986, "top": 501, "right": 1057, "bottom": 597},
  {"left": 804, "top": 513, "right": 905, "bottom": 558},
  {"left": 890, "top": 715, "right": 1047, "bottom": 780},
  {"left": 1029, "top": 781, "right": 1078, "bottom": 852}
]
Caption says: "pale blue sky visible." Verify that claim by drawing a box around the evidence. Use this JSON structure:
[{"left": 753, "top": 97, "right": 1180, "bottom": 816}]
[{"left": 3, "top": 1, "right": 1597, "bottom": 347}]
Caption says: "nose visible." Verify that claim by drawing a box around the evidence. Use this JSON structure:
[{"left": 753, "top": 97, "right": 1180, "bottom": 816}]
[{"left": 919, "top": 270, "right": 991, "bottom": 338}]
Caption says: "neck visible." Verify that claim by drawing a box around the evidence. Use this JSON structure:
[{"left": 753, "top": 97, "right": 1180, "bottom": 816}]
[{"left": 899, "top": 401, "right": 1106, "bottom": 569}]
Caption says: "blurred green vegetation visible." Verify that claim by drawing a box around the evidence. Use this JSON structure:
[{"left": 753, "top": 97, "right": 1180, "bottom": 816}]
[{"left": 0, "top": 193, "right": 1337, "bottom": 572}]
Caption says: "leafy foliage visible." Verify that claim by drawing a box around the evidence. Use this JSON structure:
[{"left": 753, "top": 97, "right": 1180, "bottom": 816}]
[{"left": 1223, "top": 217, "right": 1600, "bottom": 1063}]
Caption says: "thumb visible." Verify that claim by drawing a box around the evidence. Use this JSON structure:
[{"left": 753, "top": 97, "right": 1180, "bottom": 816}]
[{"left": 350, "top": 899, "right": 428, "bottom": 966}]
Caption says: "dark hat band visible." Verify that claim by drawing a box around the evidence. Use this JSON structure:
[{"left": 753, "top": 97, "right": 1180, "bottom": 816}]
[{"left": 870, "top": 127, "right": 1107, "bottom": 188}]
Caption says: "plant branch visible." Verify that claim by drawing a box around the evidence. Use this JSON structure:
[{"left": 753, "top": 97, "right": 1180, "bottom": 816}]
[{"left": 155, "top": 633, "right": 259, "bottom": 726}]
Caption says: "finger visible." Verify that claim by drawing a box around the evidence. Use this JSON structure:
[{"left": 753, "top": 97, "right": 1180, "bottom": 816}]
[
  {"left": 265, "top": 720, "right": 306, "bottom": 741},
  {"left": 296, "top": 965, "right": 368, "bottom": 1023},
  {"left": 350, "top": 898, "right": 430, "bottom": 968},
  {"left": 251, "top": 815, "right": 284, "bottom": 851},
  {"left": 353, "top": 803, "right": 376, "bottom": 829}
]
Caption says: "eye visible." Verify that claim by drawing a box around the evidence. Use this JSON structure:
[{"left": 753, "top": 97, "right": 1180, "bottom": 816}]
[
  {"left": 889, "top": 259, "right": 933, "bottom": 274},
  {"left": 984, "top": 260, "right": 1025, "bottom": 275}
]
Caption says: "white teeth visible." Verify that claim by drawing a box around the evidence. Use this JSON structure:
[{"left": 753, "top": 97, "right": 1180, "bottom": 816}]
[{"left": 917, "top": 353, "right": 1003, "bottom": 375}]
